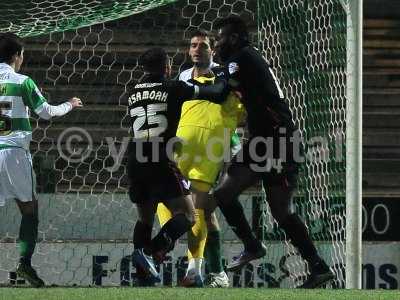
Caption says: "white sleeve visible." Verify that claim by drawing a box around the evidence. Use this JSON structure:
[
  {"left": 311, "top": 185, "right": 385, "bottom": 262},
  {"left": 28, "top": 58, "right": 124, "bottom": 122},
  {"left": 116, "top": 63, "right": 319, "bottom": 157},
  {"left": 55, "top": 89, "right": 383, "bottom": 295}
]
[
  {"left": 179, "top": 68, "right": 193, "bottom": 84},
  {"left": 35, "top": 101, "right": 73, "bottom": 120}
]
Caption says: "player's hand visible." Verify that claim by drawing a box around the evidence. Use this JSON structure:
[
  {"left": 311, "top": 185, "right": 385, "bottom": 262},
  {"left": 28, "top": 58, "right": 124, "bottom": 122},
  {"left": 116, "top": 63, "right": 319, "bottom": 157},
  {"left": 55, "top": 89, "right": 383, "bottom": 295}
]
[{"left": 69, "top": 97, "right": 83, "bottom": 108}]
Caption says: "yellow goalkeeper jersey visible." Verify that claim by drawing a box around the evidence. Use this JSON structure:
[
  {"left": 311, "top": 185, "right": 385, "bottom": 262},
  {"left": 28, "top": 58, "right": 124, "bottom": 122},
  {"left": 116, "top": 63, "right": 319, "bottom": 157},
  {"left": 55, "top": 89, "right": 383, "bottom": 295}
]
[{"left": 178, "top": 75, "right": 245, "bottom": 131}]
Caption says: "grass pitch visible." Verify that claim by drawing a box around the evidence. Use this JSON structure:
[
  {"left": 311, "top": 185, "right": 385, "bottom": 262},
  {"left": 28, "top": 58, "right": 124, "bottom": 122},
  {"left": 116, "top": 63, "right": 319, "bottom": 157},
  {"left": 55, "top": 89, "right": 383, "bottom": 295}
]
[{"left": 1, "top": 288, "right": 400, "bottom": 300}]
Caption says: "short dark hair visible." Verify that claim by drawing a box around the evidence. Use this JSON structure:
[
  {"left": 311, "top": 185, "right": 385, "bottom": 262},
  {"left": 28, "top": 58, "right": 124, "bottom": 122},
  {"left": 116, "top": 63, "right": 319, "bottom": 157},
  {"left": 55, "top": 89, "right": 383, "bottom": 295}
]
[
  {"left": 189, "top": 29, "right": 215, "bottom": 48},
  {"left": 0, "top": 33, "right": 23, "bottom": 64},
  {"left": 138, "top": 47, "right": 168, "bottom": 74},
  {"left": 215, "top": 15, "right": 249, "bottom": 45}
]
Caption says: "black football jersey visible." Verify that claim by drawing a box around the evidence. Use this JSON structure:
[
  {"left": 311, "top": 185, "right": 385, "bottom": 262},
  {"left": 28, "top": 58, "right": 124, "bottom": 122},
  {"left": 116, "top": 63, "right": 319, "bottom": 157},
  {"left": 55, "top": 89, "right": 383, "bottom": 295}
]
[
  {"left": 127, "top": 74, "right": 194, "bottom": 161},
  {"left": 226, "top": 46, "right": 296, "bottom": 137}
]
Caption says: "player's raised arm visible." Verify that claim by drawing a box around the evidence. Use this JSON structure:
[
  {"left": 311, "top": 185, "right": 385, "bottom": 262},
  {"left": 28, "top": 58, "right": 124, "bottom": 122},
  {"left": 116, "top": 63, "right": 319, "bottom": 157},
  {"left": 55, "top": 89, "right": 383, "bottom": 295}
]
[
  {"left": 33, "top": 96, "right": 83, "bottom": 120},
  {"left": 196, "top": 78, "right": 229, "bottom": 103},
  {"left": 21, "top": 77, "right": 82, "bottom": 120},
  {"left": 175, "top": 78, "right": 230, "bottom": 104}
]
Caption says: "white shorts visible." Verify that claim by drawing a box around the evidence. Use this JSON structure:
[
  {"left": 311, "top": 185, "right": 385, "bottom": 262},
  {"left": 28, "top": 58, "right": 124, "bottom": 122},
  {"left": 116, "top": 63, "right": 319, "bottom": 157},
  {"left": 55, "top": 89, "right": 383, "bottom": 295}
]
[{"left": 0, "top": 148, "right": 37, "bottom": 206}]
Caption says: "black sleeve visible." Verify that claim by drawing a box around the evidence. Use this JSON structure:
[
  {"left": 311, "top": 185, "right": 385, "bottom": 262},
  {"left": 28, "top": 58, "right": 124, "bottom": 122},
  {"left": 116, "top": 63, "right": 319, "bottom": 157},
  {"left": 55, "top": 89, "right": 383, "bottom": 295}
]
[
  {"left": 166, "top": 78, "right": 229, "bottom": 104},
  {"left": 197, "top": 80, "right": 228, "bottom": 104},
  {"left": 167, "top": 80, "right": 195, "bottom": 103}
]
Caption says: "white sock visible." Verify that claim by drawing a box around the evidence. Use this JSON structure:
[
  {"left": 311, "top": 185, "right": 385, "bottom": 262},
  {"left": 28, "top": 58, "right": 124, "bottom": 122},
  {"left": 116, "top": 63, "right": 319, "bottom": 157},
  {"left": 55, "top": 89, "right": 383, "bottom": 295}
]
[{"left": 185, "top": 258, "right": 203, "bottom": 277}]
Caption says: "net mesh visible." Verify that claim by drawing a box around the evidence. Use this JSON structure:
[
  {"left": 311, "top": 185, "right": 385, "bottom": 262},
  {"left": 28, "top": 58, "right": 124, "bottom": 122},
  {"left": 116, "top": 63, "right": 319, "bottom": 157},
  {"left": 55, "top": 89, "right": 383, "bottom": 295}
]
[
  {"left": 0, "top": 0, "right": 178, "bottom": 37},
  {"left": 257, "top": 0, "right": 346, "bottom": 288},
  {"left": 0, "top": 0, "right": 347, "bottom": 287}
]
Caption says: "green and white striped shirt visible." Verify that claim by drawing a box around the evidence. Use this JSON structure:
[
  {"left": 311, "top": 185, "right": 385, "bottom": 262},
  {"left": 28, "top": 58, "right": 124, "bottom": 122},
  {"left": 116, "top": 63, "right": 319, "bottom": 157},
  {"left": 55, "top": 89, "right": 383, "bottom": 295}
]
[{"left": 0, "top": 63, "right": 48, "bottom": 150}]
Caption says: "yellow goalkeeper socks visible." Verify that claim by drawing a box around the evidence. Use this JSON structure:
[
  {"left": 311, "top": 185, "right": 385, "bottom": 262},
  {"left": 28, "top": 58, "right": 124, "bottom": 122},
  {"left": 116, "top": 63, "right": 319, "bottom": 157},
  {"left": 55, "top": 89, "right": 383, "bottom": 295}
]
[
  {"left": 157, "top": 204, "right": 208, "bottom": 277},
  {"left": 186, "top": 209, "right": 207, "bottom": 276},
  {"left": 156, "top": 203, "right": 172, "bottom": 227}
]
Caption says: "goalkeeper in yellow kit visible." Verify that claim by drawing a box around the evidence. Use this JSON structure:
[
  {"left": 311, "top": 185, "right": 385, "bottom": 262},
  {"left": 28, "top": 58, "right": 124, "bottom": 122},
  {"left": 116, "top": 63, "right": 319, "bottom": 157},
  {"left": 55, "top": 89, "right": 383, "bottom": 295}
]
[{"left": 156, "top": 29, "right": 244, "bottom": 287}]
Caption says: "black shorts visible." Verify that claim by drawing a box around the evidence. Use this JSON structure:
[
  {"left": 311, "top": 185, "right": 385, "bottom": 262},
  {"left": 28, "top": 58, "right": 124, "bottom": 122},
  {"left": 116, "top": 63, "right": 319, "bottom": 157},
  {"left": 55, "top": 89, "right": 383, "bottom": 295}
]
[
  {"left": 127, "top": 155, "right": 190, "bottom": 204},
  {"left": 231, "top": 133, "right": 300, "bottom": 189}
]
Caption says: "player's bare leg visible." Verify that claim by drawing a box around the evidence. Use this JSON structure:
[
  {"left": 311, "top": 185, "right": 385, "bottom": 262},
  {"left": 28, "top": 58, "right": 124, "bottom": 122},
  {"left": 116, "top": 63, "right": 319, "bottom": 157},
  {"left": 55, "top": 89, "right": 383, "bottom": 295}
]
[{"left": 15, "top": 197, "right": 44, "bottom": 288}]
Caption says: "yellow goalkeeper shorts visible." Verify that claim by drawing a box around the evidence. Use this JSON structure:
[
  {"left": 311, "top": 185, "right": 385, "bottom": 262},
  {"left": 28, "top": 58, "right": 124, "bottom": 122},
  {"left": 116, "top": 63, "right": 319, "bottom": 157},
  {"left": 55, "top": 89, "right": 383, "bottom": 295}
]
[{"left": 175, "top": 125, "right": 231, "bottom": 186}]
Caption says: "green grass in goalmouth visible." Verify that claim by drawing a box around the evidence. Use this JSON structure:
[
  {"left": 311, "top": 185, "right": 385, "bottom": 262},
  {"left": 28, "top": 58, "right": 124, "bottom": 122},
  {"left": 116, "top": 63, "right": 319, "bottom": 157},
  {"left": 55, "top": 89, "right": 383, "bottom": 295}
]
[{"left": 1, "top": 288, "right": 400, "bottom": 300}]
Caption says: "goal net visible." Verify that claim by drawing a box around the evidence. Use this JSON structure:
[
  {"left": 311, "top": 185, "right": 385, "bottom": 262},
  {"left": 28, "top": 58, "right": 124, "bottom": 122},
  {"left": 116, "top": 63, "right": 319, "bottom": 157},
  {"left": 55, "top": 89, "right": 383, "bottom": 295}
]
[
  {"left": 0, "top": 0, "right": 350, "bottom": 288},
  {"left": 256, "top": 0, "right": 347, "bottom": 288}
]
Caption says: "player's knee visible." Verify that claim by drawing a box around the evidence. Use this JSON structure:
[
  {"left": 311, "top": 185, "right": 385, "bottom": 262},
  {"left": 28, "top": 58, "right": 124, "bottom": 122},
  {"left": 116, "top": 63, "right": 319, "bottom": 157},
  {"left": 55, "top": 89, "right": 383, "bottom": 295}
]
[
  {"left": 205, "top": 212, "right": 219, "bottom": 231},
  {"left": 204, "top": 209, "right": 212, "bottom": 222},
  {"left": 177, "top": 209, "right": 195, "bottom": 227},
  {"left": 171, "top": 204, "right": 196, "bottom": 226},
  {"left": 19, "top": 202, "right": 37, "bottom": 217},
  {"left": 174, "top": 211, "right": 196, "bottom": 228},
  {"left": 187, "top": 212, "right": 196, "bottom": 227},
  {"left": 204, "top": 194, "right": 217, "bottom": 214}
]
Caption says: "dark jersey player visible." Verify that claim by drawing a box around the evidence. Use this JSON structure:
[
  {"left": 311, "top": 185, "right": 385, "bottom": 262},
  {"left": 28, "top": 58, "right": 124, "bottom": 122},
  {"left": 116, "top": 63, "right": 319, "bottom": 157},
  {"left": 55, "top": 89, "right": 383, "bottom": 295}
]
[
  {"left": 128, "top": 47, "right": 228, "bottom": 285},
  {"left": 212, "top": 16, "right": 334, "bottom": 288}
]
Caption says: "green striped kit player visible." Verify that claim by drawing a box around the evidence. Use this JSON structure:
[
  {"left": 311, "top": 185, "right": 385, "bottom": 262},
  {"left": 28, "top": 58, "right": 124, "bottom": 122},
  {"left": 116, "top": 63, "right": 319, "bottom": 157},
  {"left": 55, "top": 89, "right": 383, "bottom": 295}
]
[{"left": 0, "top": 33, "right": 82, "bottom": 287}]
